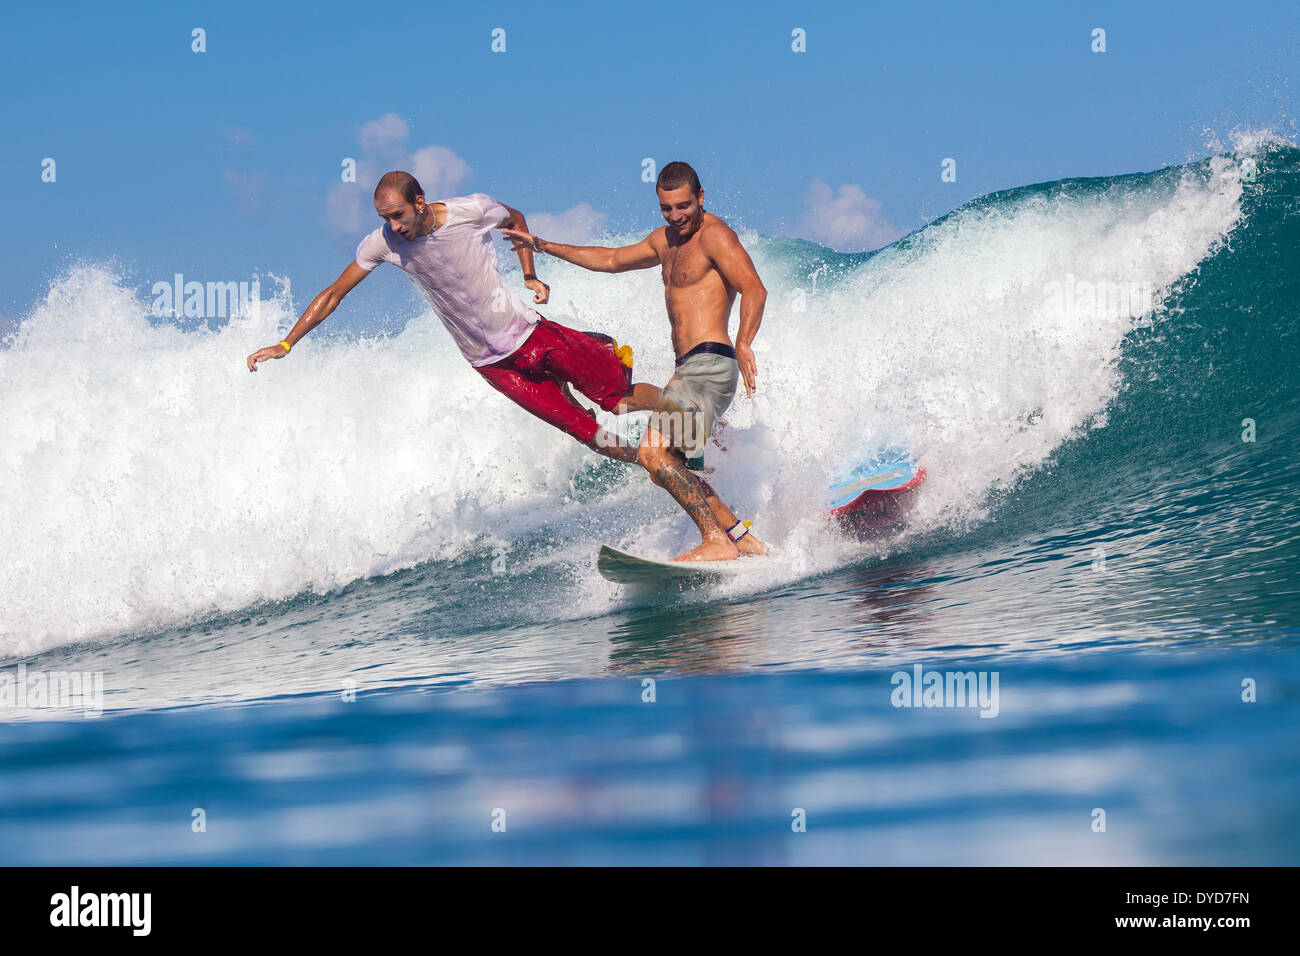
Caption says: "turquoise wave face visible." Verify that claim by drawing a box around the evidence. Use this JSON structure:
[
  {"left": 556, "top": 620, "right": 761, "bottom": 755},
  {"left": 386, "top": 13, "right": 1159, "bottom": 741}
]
[{"left": 925, "top": 143, "right": 1300, "bottom": 618}]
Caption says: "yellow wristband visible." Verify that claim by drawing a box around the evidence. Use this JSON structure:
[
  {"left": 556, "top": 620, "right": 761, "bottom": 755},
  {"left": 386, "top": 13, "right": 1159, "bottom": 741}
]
[{"left": 279, "top": 340, "right": 291, "bottom": 353}]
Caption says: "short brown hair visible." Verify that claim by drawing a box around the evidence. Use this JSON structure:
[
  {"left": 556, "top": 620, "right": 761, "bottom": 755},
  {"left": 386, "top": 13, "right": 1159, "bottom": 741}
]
[{"left": 656, "top": 161, "right": 701, "bottom": 195}]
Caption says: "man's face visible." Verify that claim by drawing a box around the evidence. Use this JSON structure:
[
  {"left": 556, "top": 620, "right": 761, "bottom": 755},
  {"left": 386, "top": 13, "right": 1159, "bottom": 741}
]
[
  {"left": 374, "top": 191, "right": 425, "bottom": 239},
  {"left": 658, "top": 185, "right": 704, "bottom": 237}
]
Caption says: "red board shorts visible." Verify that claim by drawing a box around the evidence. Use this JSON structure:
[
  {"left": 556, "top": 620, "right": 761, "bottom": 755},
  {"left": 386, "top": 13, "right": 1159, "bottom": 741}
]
[{"left": 476, "top": 317, "right": 630, "bottom": 444}]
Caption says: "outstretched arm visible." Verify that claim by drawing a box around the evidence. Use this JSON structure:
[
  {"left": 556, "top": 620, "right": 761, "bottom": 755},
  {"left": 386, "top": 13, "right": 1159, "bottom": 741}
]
[
  {"left": 501, "top": 227, "right": 660, "bottom": 274},
  {"left": 497, "top": 204, "right": 548, "bottom": 303},
  {"left": 246, "top": 261, "right": 370, "bottom": 371},
  {"left": 702, "top": 225, "right": 767, "bottom": 397}
]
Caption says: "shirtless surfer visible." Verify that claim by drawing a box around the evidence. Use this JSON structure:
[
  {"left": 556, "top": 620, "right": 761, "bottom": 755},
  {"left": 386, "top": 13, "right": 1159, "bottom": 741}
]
[
  {"left": 246, "top": 171, "right": 660, "bottom": 461},
  {"left": 503, "top": 162, "right": 769, "bottom": 561}
]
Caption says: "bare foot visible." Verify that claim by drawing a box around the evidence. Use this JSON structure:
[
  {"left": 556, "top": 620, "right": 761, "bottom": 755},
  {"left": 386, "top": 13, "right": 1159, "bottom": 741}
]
[
  {"left": 735, "top": 534, "right": 769, "bottom": 556},
  {"left": 674, "top": 537, "right": 741, "bottom": 562}
]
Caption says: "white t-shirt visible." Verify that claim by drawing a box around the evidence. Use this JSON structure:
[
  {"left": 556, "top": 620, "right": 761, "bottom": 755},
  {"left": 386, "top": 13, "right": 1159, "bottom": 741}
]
[{"left": 355, "top": 193, "right": 539, "bottom": 366}]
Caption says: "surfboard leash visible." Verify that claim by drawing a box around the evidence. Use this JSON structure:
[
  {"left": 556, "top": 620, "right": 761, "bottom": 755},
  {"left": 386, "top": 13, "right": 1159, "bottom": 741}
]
[{"left": 726, "top": 519, "right": 752, "bottom": 542}]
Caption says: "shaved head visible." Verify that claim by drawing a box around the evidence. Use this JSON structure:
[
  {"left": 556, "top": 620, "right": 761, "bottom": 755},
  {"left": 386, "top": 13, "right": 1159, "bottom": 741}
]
[
  {"left": 374, "top": 170, "right": 424, "bottom": 206},
  {"left": 373, "top": 170, "right": 433, "bottom": 240}
]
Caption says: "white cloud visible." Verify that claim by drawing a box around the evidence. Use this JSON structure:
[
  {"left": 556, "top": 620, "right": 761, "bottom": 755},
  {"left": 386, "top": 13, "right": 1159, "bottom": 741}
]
[
  {"left": 797, "top": 179, "right": 899, "bottom": 252},
  {"left": 358, "top": 113, "right": 409, "bottom": 153},
  {"left": 408, "top": 145, "right": 471, "bottom": 199},
  {"left": 526, "top": 203, "right": 609, "bottom": 244},
  {"left": 326, "top": 113, "right": 472, "bottom": 236}
]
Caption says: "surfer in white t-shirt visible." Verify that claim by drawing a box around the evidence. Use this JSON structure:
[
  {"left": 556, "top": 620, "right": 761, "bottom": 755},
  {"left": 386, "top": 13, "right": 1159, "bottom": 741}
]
[{"left": 246, "top": 171, "right": 662, "bottom": 462}]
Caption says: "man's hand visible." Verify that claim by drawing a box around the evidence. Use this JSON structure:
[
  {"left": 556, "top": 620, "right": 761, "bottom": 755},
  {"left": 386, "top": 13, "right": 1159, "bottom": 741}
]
[
  {"left": 501, "top": 227, "right": 546, "bottom": 253},
  {"left": 736, "top": 342, "right": 758, "bottom": 397},
  {"left": 524, "top": 276, "right": 550, "bottom": 304},
  {"left": 247, "top": 343, "right": 289, "bottom": 372}
]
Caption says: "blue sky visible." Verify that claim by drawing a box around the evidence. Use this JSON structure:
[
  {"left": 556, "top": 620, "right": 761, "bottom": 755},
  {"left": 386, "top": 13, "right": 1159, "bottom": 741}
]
[{"left": 1, "top": 0, "right": 1296, "bottom": 332}]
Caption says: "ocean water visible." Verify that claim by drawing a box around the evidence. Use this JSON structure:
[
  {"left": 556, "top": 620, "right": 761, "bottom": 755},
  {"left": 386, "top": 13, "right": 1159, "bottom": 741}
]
[{"left": 1, "top": 133, "right": 1297, "bottom": 864}]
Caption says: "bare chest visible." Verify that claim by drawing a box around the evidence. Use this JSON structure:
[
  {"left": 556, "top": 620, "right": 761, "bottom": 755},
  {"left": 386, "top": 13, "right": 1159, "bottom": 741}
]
[{"left": 660, "top": 242, "right": 714, "bottom": 289}]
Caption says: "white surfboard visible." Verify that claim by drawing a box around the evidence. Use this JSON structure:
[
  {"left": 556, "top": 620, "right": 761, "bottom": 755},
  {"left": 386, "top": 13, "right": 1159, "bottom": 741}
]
[
  {"left": 596, "top": 543, "right": 756, "bottom": 585},
  {"left": 597, "top": 453, "right": 926, "bottom": 584}
]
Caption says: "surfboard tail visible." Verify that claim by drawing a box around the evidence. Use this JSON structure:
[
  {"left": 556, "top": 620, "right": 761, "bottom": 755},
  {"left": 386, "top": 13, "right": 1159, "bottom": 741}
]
[{"left": 829, "top": 467, "right": 927, "bottom": 539}]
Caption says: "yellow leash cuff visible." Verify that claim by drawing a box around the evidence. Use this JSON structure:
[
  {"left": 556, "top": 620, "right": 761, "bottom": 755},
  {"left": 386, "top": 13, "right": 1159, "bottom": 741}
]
[
  {"left": 610, "top": 337, "right": 634, "bottom": 370},
  {"left": 279, "top": 340, "right": 292, "bottom": 353}
]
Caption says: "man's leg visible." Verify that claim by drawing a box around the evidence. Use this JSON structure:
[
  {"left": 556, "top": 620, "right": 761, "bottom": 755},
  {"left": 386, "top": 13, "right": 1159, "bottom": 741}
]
[
  {"left": 586, "top": 427, "right": 640, "bottom": 463},
  {"left": 638, "top": 426, "right": 740, "bottom": 561},
  {"left": 541, "top": 374, "right": 639, "bottom": 463},
  {"left": 693, "top": 475, "right": 769, "bottom": 556},
  {"left": 556, "top": 376, "right": 661, "bottom": 416},
  {"left": 478, "top": 361, "right": 641, "bottom": 462},
  {"left": 642, "top": 378, "right": 768, "bottom": 557},
  {"left": 613, "top": 383, "right": 663, "bottom": 413},
  {"left": 538, "top": 320, "right": 664, "bottom": 418}
]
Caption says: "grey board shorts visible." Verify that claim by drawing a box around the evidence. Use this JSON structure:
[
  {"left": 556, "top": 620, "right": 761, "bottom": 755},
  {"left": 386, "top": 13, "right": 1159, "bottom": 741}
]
[{"left": 647, "top": 342, "right": 739, "bottom": 469}]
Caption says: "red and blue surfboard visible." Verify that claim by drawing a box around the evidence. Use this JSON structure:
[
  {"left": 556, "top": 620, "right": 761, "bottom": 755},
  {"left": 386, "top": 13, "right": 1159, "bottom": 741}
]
[{"left": 828, "top": 457, "right": 927, "bottom": 537}]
